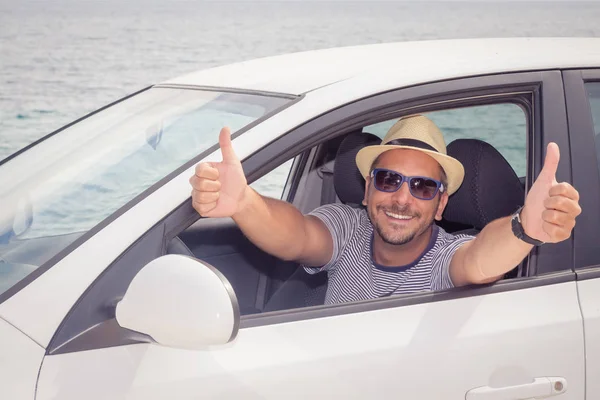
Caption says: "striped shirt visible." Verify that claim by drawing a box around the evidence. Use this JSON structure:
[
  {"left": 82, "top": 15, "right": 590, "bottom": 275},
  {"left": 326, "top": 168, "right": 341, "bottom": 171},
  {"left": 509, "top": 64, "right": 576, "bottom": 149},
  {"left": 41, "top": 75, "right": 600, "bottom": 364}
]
[{"left": 303, "top": 203, "right": 475, "bottom": 305}]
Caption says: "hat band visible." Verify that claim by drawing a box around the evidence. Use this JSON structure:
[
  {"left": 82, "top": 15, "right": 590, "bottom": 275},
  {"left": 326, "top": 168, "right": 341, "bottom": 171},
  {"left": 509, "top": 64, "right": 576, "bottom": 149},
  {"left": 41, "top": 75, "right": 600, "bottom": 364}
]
[{"left": 386, "top": 138, "right": 438, "bottom": 153}]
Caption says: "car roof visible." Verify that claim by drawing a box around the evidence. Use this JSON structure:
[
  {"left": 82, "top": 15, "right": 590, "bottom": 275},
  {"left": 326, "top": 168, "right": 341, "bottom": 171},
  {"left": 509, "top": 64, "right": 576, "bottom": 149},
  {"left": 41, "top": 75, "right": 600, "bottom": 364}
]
[{"left": 163, "top": 38, "right": 600, "bottom": 96}]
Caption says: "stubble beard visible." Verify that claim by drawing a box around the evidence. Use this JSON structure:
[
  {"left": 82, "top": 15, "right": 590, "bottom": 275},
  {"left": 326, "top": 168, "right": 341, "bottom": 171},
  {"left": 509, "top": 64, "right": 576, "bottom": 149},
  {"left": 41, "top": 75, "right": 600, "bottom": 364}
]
[{"left": 368, "top": 203, "right": 435, "bottom": 246}]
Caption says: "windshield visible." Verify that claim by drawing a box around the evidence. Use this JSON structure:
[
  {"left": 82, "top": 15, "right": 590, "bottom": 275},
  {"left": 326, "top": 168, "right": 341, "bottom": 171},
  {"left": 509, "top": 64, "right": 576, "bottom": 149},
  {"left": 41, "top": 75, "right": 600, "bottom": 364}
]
[{"left": 0, "top": 87, "right": 290, "bottom": 296}]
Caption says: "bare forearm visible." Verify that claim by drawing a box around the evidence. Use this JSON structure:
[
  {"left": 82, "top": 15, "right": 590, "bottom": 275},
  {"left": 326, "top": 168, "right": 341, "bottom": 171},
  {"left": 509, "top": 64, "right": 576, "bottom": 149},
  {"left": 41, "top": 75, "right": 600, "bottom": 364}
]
[
  {"left": 231, "top": 187, "right": 313, "bottom": 262},
  {"left": 456, "top": 216, "right": 533, "bottom": 284}
]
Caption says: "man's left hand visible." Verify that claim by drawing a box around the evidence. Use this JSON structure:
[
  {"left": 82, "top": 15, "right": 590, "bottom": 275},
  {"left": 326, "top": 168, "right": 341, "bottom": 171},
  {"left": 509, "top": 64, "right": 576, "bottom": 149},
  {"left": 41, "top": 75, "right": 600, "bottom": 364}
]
[{"left": 520, "top": 142, "right": 582, "bottom": 243}]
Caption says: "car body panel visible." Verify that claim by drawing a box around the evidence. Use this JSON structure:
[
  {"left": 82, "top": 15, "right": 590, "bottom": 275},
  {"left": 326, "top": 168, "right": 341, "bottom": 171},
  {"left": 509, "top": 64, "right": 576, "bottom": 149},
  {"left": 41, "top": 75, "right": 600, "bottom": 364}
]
[
  {"left": 577, "top": 275, "right": 600, "bottom": 399},
  {"left": 0, "top": 317, "right": 44, "bottom": 400},
  {"left": 165, "top": 38, "right": 600, "bottom": 95},
  {"left": 36, "top": 282, "right": 584, "bottom": 399}
]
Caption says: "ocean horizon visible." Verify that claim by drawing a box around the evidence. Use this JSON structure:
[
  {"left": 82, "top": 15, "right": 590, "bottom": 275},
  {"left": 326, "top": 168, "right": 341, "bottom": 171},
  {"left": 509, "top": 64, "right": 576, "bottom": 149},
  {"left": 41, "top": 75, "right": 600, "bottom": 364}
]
[{"left": 2, "top": 0, "right": 600, "bottom": 160}]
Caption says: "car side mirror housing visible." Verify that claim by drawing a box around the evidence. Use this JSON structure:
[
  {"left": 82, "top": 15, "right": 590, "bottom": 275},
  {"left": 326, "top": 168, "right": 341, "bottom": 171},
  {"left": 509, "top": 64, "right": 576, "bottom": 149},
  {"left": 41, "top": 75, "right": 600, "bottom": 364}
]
[{"left": 115, "top": 254, "right": 239, "bottom": 350}]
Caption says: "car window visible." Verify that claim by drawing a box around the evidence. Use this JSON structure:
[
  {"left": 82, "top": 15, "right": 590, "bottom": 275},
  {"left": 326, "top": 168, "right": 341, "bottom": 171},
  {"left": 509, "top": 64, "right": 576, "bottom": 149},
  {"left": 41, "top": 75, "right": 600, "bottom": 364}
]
[
  {"left": 0, "top": 88, "right": 290, "bottom": 297},
  {"left": 586, "top": 83, "right": 600, "bottom": 178},
  {"left": 365, "top": 103, "right": 527, "bottom": 177},
  {"left": 250, "top": 158, "right": 295, "bottom": 199},
  {"left": 588, "top": 82, "right": 600, "bottom": 131}
]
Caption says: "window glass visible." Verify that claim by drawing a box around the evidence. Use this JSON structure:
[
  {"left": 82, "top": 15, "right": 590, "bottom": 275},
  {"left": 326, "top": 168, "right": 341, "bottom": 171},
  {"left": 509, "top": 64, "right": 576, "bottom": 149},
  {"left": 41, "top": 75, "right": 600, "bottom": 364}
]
[
  {"left": 588, "top": 83, "right": 600, "bottom": 133},
  {"left": 586, "top": 83, "right": 600, "bottom": 178},
  {"left": 250, "top": 159, "right": 295, "bottom": 199},
  {"left": 0, "top": 88, "right": 290, "bottom": 297},
  {"left": 365, "top": 103, "right": 527, "bottom": 177}
]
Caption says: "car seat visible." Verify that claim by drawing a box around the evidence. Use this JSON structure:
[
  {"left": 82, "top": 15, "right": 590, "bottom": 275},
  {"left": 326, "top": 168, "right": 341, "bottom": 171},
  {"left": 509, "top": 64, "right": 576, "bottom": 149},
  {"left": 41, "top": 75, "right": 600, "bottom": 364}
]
[{"left": 442, "top": 138, "right": 525, "bottom": 235}]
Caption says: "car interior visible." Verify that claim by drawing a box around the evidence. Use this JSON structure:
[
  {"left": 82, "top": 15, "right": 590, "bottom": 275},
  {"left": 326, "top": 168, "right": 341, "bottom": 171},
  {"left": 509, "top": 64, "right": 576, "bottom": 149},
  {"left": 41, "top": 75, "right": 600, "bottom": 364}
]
[{"left": 168, "top": 126, "right": 528, "bottom": 316}]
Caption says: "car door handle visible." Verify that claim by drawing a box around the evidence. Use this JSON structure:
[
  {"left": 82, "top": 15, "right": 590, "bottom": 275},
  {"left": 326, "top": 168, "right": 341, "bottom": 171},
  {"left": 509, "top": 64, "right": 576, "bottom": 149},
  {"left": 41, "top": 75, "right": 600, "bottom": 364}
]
[{"left": 466, "top": 377, "right": 567, "bottom": 400}]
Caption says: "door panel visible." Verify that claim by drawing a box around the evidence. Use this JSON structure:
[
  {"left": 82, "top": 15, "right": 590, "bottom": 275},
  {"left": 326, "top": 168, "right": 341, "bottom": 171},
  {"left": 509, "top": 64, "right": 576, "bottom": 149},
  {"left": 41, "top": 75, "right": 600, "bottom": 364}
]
[{"left": 36, "top": 281, "right": 584, "bottom": 399}]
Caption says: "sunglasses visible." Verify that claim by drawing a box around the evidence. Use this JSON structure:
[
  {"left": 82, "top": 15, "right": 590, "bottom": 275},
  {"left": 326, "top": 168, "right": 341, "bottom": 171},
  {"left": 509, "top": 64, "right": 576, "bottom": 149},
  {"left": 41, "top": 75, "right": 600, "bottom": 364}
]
[{"left": 370, "top": 168, "right": 444, "bottom": 200}]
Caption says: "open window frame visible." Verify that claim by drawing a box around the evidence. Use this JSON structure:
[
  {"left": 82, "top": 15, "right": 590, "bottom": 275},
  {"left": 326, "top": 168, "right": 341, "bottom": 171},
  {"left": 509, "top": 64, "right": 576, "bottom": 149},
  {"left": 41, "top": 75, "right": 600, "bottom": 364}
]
[{"left": 239, "top": 70, "right": 573, "bottom": 328}]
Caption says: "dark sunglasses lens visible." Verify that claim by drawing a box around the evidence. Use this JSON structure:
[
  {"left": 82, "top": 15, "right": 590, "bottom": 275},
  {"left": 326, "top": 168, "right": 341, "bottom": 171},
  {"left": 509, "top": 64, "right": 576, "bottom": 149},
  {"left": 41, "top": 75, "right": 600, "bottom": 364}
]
[
  {"left": 409, "top": 178, "right": 439, "bottom": 199},
  {"left": 375, "top": 170, "right": 402, "bottom": 192}
]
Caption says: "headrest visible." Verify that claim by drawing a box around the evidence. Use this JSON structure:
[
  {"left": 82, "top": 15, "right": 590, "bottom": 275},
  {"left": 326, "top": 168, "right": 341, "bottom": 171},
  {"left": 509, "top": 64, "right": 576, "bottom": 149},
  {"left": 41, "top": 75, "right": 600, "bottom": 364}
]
[
  {"left": 444, "top": 139, "right": 525, "bottom": 230},
  {"left": 334, "top": 131, "right": 381, "bottom": 205}
]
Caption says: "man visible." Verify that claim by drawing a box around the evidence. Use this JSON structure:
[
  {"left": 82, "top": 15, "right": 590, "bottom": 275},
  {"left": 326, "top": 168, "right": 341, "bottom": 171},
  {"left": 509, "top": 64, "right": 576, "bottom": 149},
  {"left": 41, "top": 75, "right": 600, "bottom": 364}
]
[{"left": 189, "top": 115, "right": 581, "bottom": 305}]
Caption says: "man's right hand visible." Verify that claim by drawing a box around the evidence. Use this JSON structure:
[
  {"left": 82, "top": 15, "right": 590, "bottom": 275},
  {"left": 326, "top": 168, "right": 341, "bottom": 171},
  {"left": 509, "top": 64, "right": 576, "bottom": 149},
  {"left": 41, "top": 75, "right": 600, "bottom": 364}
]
[
  {"left": 190, "top": 127, "right": 249, "bottom": 218},
  {"left": 189, "top": 126, "right": 333, "bottom": 266}
]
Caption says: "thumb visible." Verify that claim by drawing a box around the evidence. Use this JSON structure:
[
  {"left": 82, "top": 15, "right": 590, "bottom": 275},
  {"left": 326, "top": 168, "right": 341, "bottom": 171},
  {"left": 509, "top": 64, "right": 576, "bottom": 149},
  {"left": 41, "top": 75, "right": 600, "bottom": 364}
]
[
  {"left": 218, "top": 127, "right": 239, "bottom": 163},
  {"left": 539, "top": 142, "right": 560, "bottom": 183}
]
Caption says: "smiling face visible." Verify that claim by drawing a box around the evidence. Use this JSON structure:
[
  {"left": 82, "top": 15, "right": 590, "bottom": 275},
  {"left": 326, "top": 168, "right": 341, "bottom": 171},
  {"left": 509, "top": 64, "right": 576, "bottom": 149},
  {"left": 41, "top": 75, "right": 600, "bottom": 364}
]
[{"left": 363, "top": 148, "right": 449, "bottom": 246}]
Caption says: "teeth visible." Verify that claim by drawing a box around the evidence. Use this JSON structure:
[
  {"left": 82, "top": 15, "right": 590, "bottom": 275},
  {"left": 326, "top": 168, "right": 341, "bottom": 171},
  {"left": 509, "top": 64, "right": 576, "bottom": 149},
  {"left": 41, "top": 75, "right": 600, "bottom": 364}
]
[{"left": 385, "top": 211, "right": 412, "bottom": 220}]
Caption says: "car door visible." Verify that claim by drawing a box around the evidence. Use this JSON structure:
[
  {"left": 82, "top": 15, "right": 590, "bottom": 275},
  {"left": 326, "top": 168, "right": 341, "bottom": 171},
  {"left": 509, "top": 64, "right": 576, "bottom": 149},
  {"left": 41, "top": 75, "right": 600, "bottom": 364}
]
[
  {"left": 564, "top": 69, "right": 600, "bottom": 400},
  {"left": 35, "top": 71, "right": 585, "bottom": 400}
]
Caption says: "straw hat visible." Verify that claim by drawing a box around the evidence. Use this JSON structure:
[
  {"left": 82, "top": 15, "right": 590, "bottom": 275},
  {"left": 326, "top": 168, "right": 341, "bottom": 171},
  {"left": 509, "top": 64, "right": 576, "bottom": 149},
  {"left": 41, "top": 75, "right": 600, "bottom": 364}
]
[{"left": 355, "top": 114, "right": 465, "bottom": 195}]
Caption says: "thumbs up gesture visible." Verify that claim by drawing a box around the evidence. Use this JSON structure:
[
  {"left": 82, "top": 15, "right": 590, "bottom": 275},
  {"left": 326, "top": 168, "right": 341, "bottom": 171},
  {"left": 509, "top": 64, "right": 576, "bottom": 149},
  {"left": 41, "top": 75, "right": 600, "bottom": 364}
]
[
  {"left": 520, "top": 143, "right": 582, "bottom": 243},
  {"left": 189, "top": 127, "right": 249, "bottom": 218}
]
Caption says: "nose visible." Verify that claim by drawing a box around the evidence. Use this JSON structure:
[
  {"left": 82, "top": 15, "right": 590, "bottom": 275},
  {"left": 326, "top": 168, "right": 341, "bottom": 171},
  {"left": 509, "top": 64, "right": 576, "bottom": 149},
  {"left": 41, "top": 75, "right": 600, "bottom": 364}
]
[{"left": 390, "top": 181, "right": 413, "bottom": 204}]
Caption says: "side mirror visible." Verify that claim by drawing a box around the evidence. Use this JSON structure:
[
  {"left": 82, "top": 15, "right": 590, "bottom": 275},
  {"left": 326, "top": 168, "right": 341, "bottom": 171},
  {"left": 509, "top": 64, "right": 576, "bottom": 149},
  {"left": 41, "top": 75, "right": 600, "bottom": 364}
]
[{"left": 116, "top": 255, "right": 240, "bottom": 350}]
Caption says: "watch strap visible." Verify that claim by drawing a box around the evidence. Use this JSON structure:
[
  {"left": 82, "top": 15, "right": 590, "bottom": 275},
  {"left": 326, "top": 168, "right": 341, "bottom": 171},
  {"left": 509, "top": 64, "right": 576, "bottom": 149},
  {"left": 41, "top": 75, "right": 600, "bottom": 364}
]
[{"left": 511, "top": 206, "right": 544, "bottom": 246}]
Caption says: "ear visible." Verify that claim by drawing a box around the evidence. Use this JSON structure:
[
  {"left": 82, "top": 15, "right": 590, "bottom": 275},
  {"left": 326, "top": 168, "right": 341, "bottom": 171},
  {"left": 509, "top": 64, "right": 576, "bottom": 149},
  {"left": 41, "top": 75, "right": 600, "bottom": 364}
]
[
  {"left": 362, "top": 176, "right": 371, "bottom": 206},
  {"left": 434, "top": 191, "right": 449, "bottom": 221}
]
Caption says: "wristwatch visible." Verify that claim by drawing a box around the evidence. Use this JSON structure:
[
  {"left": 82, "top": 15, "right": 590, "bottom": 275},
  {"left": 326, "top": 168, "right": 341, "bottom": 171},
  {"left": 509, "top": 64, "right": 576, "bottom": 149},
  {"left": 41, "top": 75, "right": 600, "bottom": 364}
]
[{"left": 511, "top": 206, "right": 544, "bottom": 246}]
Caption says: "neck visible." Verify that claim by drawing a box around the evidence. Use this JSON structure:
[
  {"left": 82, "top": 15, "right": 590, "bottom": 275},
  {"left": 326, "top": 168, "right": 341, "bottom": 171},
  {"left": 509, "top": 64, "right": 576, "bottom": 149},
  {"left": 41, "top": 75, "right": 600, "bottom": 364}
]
[{"left": 372, "top": 225, "right": 434, "bottom": 267}]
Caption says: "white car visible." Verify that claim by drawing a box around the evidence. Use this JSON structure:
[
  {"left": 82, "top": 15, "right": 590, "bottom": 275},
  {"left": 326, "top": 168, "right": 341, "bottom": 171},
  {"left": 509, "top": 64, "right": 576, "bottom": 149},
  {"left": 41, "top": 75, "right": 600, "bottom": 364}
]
[{"left": 1, "top": 38, "right": 600, "bottom": 400}]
